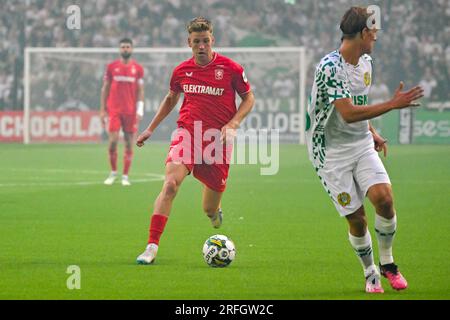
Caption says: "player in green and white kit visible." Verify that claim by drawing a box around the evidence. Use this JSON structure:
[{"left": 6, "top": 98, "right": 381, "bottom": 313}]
[{"left": 306, "top": 7, "right": 424, "bottom": 293}]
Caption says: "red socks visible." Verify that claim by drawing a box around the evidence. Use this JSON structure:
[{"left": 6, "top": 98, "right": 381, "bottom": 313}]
[
  {"left": 123, "top": 149, "right": 133, "bottom": 175},
  {"left": 109, "top": 148, "right": 133, "bottom": 175},
  {"left": 148, "top": 213, "right": 168, "bottom": 245}
]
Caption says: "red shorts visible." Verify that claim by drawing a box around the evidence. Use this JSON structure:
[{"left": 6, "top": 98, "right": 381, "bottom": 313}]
[
  {"left": 108, "top": 113, "right": 138, "bottom": 133},
  {"left": 165, "top": 127, "right": 232, "bottom": 192}
]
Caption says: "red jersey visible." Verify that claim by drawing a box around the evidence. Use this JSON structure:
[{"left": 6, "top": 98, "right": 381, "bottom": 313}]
[
  {"left": 104, "top": 59, "right": 144, "bottom": 115},
  {"left": 170, "top": 52, "right": 251, "bottom": 130}
]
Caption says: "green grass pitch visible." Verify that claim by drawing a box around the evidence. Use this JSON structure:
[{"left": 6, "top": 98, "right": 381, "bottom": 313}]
[{"left": 0, "top": 143, "right": 449, "bottom": 299}]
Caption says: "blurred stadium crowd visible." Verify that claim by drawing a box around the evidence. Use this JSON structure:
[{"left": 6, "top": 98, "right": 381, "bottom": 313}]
[{"left": 1, "top": 0, "right": 449, "bottom": 110}]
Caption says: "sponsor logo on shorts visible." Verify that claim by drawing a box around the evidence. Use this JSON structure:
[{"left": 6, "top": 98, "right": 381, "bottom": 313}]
[{"left": 337, "top": 192, "right": 351, "bottom": 207}]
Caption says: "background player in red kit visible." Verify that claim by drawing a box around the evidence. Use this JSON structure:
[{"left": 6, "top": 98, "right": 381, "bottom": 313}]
[
  {"left": 136, "top": 17, "right": 255, "bottom": 264},
  {"left": 100, "top": 38, "right": 145, "bottom": 186}
]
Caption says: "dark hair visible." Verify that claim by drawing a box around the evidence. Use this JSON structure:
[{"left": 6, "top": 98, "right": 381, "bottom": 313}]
[
  {"left": 187, "top": 17, "right": 213, "bottom": 34},
  {"left": 340, "top": 7, "right": 372, "bottom": 40},
  {"left": 119, "top": 38, "right": 133, "bottom": 46}
]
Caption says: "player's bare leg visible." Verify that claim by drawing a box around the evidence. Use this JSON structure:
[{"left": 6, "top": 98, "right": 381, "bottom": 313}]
[
  {"left": 104, "top": 131, "right": 119, "bottom": 185},
  {"left": 153, "top": 162, "right": 190, "bottom": 215},
  {"left": 137, "top": 162, "right": 189, "bottom": 264},
  {"left": 346, "top": 206, "right": 383, "bottom": 293},
  {"left": 202, "top": 186, "right": 223, "bottom": 228},
  {"left": 367, "top": 183, "right": 407, "bottom": 290},
  {"left": 122, "top": 131, "right": 135, "bottom": 186}
]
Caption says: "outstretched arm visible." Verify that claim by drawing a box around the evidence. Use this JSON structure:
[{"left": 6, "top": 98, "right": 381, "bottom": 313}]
[
  {"left": 334, "top": 82, "right": 424, "bottom": 124},
  {"left": 136, "top": 90, "right": 181, "bottom": 147}
]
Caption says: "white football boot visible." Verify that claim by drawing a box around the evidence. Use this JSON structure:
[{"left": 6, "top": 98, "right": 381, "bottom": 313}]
[
  {"left": 210, "top": 208, "right": 223, "bottom": 229},
  {"left": 136, "top": 243, "right": 158, "bottom": 265},
  {"left": 104, "top": 172, "right": 117, "bottom": 185},
  {"left": 365, "top": 265, "right": 384, "bottom": 293},
  {"left": 121, "top": 175, "right": 131, "bottom": 186}
]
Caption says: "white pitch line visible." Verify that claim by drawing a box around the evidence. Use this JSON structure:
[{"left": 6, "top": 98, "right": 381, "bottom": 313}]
[
  {"left": 2, "top": 168, "right": 164, "bottom": 177},
  {"left": 0, "top": 178, "right": 163, "bottom": 188},
  {"left": 0, "top": 168, "right": 165, "bottom": 188}
]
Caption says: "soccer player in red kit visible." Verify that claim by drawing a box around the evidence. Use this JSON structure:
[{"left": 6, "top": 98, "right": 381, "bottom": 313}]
[
  {"left": 136, "top": 17, "right": 255, "bottom": 264},
  {"left": 100, "top": 38, "right": 145, "bottom": 186}
]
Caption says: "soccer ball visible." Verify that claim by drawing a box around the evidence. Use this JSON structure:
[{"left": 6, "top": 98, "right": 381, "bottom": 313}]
[{"left": 202, "top": 234, "right": 236, "bottom": 267}]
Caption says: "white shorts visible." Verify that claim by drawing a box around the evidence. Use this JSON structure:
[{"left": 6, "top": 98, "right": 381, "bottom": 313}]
[{"left": 316, "top": 149, "right": 391, "bottom": 217}]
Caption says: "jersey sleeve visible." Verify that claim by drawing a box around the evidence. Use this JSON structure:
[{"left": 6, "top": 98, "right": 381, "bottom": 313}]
[
  {"left": 320, "top": 63, "right": 351, "bottom": 104},
  {"left": 231, "top": 64, "right": 251, "bottom": 95},
  {"left": 169, "top": 68, "right": 182, "bottom": 93},
  {"left": 103, "top": 64, "right": 112, "bottom": 83}
]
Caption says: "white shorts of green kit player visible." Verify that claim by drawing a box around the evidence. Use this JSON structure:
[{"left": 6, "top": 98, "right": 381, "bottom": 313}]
[{"left": 316, "top": 149, "right": 391, "bottom": 217}]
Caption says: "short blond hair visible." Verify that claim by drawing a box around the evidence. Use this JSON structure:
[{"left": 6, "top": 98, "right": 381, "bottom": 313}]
[{"left": 187, "top": 17, "right": 213, "bottom": 34}]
